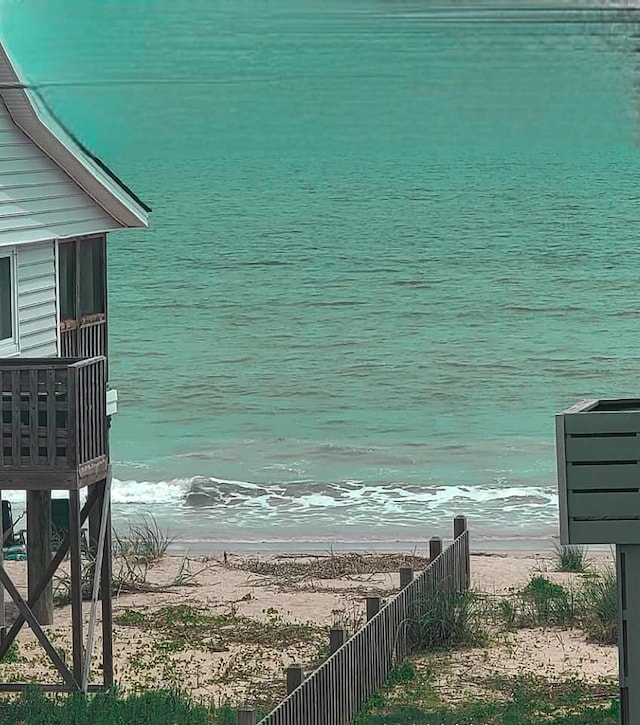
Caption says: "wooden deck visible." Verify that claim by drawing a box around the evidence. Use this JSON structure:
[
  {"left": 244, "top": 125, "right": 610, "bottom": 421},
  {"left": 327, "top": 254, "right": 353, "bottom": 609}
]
[{"left": 0, "top": 357, "right": 108, "bottom": 489}]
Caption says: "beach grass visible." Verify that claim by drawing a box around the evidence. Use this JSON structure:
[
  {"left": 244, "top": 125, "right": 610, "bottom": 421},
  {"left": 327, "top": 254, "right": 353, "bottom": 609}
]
[
  {"left": 354, "top": 567, "right": 619, "bottom": 724},
  {"left": 354, "top": 661, "right": 619, "bottom": 724},
  {"left": 553, "top": 544, "right": 590, "bottom": 573},
  {"left": 0, "top": 687, "right": 268, "bottom": 725}
]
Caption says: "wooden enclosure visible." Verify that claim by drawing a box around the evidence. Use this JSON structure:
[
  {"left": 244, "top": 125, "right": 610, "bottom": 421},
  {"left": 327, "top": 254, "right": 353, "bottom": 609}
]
[
  {"left": 0, "top": 357, "right": 108, "bottom": 489},
  {"left": 556, "top": 398, "right": 640, "bottom": 545}
]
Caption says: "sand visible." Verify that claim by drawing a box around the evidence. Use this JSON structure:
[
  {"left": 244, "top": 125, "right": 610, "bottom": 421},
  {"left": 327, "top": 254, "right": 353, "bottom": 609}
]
[{"left": 0, "top": 547, "right": 619, "bottom": 708}]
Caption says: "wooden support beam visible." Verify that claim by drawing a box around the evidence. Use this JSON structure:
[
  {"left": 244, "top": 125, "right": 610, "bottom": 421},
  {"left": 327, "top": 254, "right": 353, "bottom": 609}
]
[
  {"left": 0, "top": 490, "right": 5, "bottom": 643},
  {"left": 101, "top": 480, "right": 114, "bottom": 687},
  {"left": 0, "top": 486, "right": 100, "bottom": 660},
  {"left": 82, "top": 476, "right": 111, "bottom": 691},
  {"left": 0, "top": 566, "right": 78, "bottom": 689},
  {"left": 68, "top": 489, "right": 84, "bottom": 685},
  {"left": 26, "top": 490, "right": 52, "bottom": 625},
  {"left": 88, "top": 483, "right": 100, "bottom": 556}
]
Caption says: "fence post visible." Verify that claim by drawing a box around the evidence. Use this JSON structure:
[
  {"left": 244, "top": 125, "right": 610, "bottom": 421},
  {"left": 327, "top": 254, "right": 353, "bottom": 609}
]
[
  {"left": 237, "top": 706, "right": 256, "bottom": 725},
  {"left": 429, "top": 536, "right": 442, "bottom": 562},
  {"left": 330, "top": 625, "right": 346, "bottom": 654},
  {"left": 366, "top": 596, "right": 381, "bottom": 621},
  {"left": 399, "top": 564, "right": 414, "bottom": 590},
  {"left": 454, "top": 515, "right": 470, "bottom": 590},
  {"left": 286, "top": 663, "right": 304, "bottom": 694}
]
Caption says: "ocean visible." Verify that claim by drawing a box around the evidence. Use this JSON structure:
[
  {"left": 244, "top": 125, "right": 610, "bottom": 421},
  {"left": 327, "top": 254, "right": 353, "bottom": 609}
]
[{"left": 4, "top": 1, "right": 640, "bottom": 548}]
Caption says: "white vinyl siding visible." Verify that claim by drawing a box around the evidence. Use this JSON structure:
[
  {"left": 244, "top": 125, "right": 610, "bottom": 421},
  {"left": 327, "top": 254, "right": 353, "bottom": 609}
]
[
  {"left": 16, "top": 242, "right": 57, "bottom": 356},
  {"left": 0, "top": 98, "right": 123, "bottom": 248}
]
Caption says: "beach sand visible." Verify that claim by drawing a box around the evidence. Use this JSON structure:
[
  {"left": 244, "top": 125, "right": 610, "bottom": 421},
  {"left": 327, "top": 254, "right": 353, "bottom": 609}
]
[{"left": 0, "top": 547, "right": 619, "bottom": 708}]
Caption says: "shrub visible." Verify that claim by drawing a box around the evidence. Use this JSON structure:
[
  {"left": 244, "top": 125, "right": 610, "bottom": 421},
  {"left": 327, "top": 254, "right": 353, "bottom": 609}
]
[
  {"left": 521, "top": 576, "right": 577, "bottom": 628},
  {"left": 579, "top": 567, "right": 618, "bottom": 644},
  {"left": 410, "top": 590, "right": 486, "bottom": 650},
  {"left": 554, "top": 543, "right": 589, "bottom": 573}
]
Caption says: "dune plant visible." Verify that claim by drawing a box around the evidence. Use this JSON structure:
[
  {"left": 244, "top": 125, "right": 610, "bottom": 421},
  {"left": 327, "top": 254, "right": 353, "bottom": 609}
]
[
  {"left": 0, "top": 686, "right": 266, "bottom": 725},
  {"left": 410, "top": 590, "right": 486, "bottom": 650},
  {"left": 554, "top": 543, "right": 590, "bottom": 573},
  {"left": 579, "top": 567, "right": 618, "bottom": 644}
]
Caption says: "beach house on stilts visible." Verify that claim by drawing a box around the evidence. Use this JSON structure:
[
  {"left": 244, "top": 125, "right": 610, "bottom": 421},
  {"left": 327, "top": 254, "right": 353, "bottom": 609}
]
[{"left": 0, "top": 39, "right": 149, "bottom": 691}]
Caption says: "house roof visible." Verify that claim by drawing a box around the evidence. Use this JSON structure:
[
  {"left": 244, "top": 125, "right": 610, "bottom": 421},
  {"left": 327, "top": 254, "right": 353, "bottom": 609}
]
[{"left": 0, "top": 40, "right": 150, "bottom": 229}]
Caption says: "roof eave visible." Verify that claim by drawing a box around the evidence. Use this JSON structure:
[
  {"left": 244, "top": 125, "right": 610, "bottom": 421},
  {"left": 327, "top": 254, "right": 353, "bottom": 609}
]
[{"left": 0, "top": 42, "right": 150, "bottom": 230}]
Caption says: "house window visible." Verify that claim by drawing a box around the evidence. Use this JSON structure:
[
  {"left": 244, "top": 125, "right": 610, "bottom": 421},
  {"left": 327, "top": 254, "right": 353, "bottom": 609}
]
[
  {"left": 59, "top": 237, "right": 105, "bottom": 324},
  {"left": 0, "top": 254, "right": 14, "bottom": 343},
  {"left": 79, "top": 237, "right": 105, "bottom": 318}
]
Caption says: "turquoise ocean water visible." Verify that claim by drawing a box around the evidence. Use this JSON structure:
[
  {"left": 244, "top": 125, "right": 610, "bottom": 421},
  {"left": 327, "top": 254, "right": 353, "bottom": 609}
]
[{"left": 4, "top": 1, "right": 640, "bottom": 547}]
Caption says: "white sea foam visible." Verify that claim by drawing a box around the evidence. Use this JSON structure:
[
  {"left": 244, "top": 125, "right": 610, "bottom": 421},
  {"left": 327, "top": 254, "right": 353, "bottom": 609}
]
[
  {"left": 111, "top": 477, "right": 189, "bottom": 504},
  {"left": 105, "top": 476, "right": 558, "bottom": 516}
]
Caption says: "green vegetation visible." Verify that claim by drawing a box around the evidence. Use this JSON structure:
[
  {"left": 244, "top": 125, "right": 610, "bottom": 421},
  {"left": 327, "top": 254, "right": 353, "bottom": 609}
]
[
  {"left": 0, "top": 687, "right": 268, "bottom": 725},
  {"left": 113, "top": 516, "right": 173, "bottom": 566},
  {"left": 492, "top": 575, "right": 578, "bottom": 630},
  {"left": 53, "top": 516, "right": 178, "bottom": 605},
  {"left": 353, "top": 569, "right": 620, "bottom": 724},
  {"left": 481, "top": 573, "right": 617, "bottom": 642},
  {"left": 410, "top": 590, "right": 487, "bottom": 650},
  {"left": 579, "top": 567, "right": 618, "bottom": 644},
  {"left": 113, "top": 603, "right": 322, "bottom": 653},
  {"left": 354, "top": 664, "right": 619, "bottom": 724},
  {"left": 553, "top": 544, "right": 590, "bottom": 573}
]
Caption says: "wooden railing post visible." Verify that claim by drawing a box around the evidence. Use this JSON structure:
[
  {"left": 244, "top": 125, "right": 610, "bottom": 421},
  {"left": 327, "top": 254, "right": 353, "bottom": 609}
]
[
  {"left": 366, "top": 596, "right": 381, "bottom": 621},
  {"left": 237, "top": 706, "right": 256, "bottom": 725},
  {"left": 429, "top": 536, "right": 442, "bottom": 562},
  {"left": 454, "top": 515, "right": 470, "bottom": 590},
  {"left": 399, "top": 563, "right": 414, "bottom": 590},
  {"left": 330, "top": 625, "right": 345, "bottom": 654},
  {"left": 286, "top": 663, "right": 304, "bottom": 694}
]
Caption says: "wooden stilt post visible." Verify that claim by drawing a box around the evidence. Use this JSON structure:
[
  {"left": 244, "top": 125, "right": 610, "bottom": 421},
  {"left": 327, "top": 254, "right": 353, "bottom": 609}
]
[
  {"left": 101, "top": 471, "right": 114, "bottom": 687},
  {"left": 0, "top": 491, "right": 5, "bottom": 643},
  {"left": 27, "top": 490, "right": 52, "bottom": 625},
  {"left": 88, "top": 483, "right": 100, "bottom": 557},
  {"left": 68, "top": 489, "right": 84, "bottom": 685},
  {"left": 618, "top": 545, "right": 640, "bottom": 725},
  {"left": 82, "top": 476, "right": 111, "bottom": 691}
]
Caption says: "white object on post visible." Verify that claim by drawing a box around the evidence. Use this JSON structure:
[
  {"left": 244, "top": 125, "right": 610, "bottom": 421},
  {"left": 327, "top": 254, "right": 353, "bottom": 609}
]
[{"left": 106, "top": 387, "right": 118, "bottom": 417}]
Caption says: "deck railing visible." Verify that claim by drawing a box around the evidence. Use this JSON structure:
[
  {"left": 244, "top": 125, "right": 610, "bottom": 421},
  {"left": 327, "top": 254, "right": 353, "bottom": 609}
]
[
  {"left": 60, "top": 316, "right": 107, "bottom": 359},
  {"left": 255, "top": 519, "right": 470, "bottom": 725},
  {"left": 0, "top": 357, "right": 108, "bottom": 487}
]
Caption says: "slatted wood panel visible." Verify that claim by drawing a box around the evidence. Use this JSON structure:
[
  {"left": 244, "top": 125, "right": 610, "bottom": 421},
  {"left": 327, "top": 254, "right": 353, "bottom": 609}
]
[
  {"left": 60, "top": 317, "right": 106, "bottom": 359},
  {"left": 259, "top": 528, "right": 470, "bottom": 725},
  {"left": 557, "top": 401, "right": 640, "bottom": 544},
  {"left": 74, "top": 357, "right": 107, "bottom": 467},
  {"left": 0, "top": 357, "right": 107, "bottom": 488}
]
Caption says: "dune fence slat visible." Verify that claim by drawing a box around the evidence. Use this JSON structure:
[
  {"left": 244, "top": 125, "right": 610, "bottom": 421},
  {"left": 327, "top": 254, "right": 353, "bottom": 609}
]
[{"left": 256, "top": 517, "right": 470, "bottom": 725}]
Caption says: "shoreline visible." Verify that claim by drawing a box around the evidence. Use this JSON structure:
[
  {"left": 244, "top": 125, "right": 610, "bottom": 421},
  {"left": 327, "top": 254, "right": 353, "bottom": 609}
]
[{"left": 168, "top": 533, "right": 613, "bottom": 556}]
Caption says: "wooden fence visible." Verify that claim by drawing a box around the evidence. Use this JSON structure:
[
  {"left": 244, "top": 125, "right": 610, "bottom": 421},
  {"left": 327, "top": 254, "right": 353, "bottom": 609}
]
[{"left": 238, "top": 516, "right": 470, "bottom": 725}]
